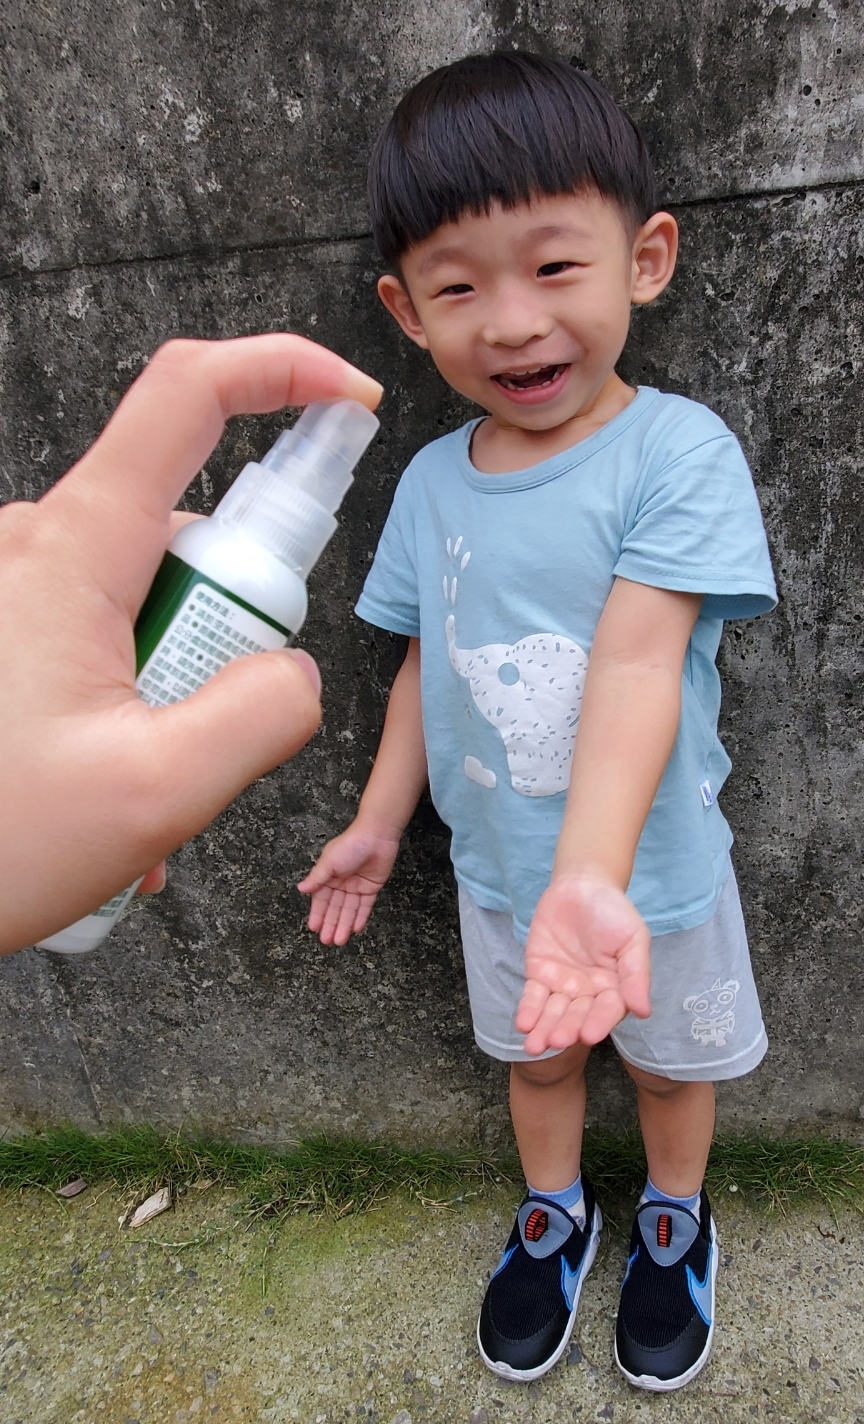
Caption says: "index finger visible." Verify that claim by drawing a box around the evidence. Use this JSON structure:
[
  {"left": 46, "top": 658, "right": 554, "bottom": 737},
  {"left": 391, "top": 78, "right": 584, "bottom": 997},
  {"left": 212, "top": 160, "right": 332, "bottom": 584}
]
[
  {"left": 514, "top": 977, "right": 551, "bottom": 1034},
  {"left": 48, "top": 334, "right": 383, "bottom": 528}
]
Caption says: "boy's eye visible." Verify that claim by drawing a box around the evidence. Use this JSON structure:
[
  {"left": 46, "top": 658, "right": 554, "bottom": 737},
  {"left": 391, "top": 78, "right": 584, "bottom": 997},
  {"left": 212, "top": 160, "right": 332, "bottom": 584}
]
[
  {"left": 437, "top": 283, "right": 473, "bottom": 296},
  {"left": 537, "top": 261, "right": 574, "bottom": 277}
]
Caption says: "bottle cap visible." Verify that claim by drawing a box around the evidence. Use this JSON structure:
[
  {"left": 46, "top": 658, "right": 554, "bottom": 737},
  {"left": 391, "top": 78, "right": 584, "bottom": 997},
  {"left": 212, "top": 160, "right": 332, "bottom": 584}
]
[{"left": 213, "top": 398, "right": 380, "bottom": 577}]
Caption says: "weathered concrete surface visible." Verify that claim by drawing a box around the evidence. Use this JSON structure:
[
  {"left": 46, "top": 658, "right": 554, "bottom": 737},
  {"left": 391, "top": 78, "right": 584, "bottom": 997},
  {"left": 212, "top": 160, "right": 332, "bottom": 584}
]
[
  {"left": 1, "top": 1, "right": 861, "bottom": 275},
  {"left": 1, "top": 2, "right": 863, "bottom": 1142},
  {"left": 621, "top": 184, "right": 864, "bottom": 1134},
  {"left": 2, "top": 1185, "right": 864, "bottom": 1423}
]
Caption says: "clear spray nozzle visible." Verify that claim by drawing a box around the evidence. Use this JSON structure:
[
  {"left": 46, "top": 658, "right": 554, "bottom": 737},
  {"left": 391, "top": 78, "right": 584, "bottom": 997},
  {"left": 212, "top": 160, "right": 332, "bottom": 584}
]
[
  {"left": 261, "top": 400, "right": 379, "bottom": 510},
  {"left": 213, "top": 398, "right": 380, "bottom": 578}
]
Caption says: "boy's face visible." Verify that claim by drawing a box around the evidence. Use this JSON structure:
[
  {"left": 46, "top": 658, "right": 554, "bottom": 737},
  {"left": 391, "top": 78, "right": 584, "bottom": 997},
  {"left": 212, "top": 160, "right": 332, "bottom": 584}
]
[{"left": 378, "top": 190, "right": 676, "bottom": 438}]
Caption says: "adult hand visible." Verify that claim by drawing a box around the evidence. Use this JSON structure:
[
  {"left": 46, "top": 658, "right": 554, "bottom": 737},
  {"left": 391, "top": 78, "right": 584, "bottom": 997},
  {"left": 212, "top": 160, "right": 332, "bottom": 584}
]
[
  {"left": 515, "top": 873, "right": 652, "bottom": 1055},
  {"left": 0, "top": 334, "right": 383, "bottom": 954}
]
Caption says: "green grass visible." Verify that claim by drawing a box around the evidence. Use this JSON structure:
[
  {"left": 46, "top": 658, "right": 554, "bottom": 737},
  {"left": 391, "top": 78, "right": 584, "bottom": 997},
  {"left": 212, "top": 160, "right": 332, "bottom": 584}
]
[
  {"left": 0, "top": 1127, "right": 511, "bottom": 1218},
  {"left": 0, "top": 1126, "right": 862, "bottom": 1218},
  {"left": 585, "top": 1131, "right": 864, "bottom": 1214}
]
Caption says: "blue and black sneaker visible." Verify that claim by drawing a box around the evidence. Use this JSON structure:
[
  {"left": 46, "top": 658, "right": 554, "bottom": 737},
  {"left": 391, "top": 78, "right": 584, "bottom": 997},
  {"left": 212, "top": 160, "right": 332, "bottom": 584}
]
[
  {"left": 614, "top": 1189, "right": 718, "bottom": 1392},
  {"left": 477, "top": 1184, "right": 602, "bottom": 1381}
]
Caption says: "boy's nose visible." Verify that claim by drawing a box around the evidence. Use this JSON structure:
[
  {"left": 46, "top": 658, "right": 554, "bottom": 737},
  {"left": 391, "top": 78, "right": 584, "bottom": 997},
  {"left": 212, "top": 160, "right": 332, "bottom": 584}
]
[{"left": 481, "top": 286, "right": 555, "bottom": 349}]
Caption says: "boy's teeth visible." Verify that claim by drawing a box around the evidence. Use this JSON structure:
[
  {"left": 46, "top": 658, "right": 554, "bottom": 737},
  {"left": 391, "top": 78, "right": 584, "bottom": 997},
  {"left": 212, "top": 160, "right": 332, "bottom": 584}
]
[{"left": 495, "top": 364, "right": 565, "bottom": 391}]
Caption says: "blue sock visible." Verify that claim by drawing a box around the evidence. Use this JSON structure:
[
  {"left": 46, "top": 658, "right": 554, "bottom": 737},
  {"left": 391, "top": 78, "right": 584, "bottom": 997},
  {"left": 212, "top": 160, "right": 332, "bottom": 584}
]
[
  {"left": 640, "top": 1176, "right": 701, "bottom": 1220},
  {"left": 527, "top": 1172, "right": 586, "bottom": 1229}
]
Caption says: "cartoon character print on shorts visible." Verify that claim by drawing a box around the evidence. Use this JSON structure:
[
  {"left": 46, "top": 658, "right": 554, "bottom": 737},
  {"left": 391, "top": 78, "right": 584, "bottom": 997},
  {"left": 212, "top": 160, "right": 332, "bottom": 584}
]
[{"left": 683, "top": 979, "right": 740, "bottom": 1047}]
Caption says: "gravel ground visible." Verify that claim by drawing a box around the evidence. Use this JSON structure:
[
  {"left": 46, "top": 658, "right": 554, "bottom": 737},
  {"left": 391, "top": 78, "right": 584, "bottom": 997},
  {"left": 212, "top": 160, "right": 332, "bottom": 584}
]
[{"left": 1, "top": 1182, "right": 862, "bottom": 1424}]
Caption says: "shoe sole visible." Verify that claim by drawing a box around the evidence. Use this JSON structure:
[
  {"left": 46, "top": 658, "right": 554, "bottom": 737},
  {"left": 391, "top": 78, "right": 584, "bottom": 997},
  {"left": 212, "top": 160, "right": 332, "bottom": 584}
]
[
  {"left": 614, "top": 1217, "right": 718, "bottom": 1393},
  {"left": 477, "top": 1206, "right": 603, "bottom": 1383}
]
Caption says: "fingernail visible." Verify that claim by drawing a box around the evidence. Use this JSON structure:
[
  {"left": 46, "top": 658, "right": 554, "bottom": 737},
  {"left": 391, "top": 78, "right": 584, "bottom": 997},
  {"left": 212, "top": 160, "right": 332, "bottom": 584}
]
[
  {"left": 287, "top": 648, "right": 322, "bottom": 699},
  {"left": 141, "top": 864, "right": 167, "bottom": 895},
  {"left": 348, "top": 370, "right": 384, "bottom": 410}
]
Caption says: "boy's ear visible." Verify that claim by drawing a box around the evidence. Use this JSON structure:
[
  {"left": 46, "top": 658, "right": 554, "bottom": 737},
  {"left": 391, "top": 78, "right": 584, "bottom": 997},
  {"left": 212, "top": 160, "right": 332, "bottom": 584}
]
[
  {"left": 630, "top": 212, "right": 678, "bottom": 306},
  {"left": 377, "top": 274, "right": 430, "bottom": 349}
]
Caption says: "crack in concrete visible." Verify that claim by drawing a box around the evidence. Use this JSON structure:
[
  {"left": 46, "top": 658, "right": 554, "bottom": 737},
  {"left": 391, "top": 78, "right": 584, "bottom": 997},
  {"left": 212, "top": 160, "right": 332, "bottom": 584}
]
[
  {"left": 0, "top": 228, "right": 375, "bottom": 285},
  {"left": 42, "top": 960, "right": 104, "bottom": 1128},
  {"left": 1, "top": 174, "right": 863, "bottom": 286},
  {"left": 670, "top": 174, "right": 864, "bottom": 211}
]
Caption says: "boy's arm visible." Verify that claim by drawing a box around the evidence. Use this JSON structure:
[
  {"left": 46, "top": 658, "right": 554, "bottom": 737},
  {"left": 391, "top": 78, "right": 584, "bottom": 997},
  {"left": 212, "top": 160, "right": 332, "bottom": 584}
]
[
  {"left": 516, "top": 578, "right": 703, "bottom": 1054},
  {"left": 298, "top": 637, "right": 427, "bottom": 944}
]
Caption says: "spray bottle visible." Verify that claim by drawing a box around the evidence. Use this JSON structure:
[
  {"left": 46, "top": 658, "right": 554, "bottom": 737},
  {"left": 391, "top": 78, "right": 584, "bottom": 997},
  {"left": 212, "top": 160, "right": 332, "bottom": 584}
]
[{"left": 37, "top": 397, "right": 379, "bottom": 954}]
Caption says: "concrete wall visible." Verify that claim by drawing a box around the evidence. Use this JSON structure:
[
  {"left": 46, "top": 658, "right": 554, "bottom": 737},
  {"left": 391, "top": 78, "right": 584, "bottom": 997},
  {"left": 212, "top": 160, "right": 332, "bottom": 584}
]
[{"left": 1, "top": 1, "right": 862, "bottom": 1146}]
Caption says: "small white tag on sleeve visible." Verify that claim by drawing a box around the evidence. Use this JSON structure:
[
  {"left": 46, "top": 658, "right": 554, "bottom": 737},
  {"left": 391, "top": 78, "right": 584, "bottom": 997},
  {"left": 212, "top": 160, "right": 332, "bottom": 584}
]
[{"left": 699, "top": 779, "right": 714, "bottom": 808}]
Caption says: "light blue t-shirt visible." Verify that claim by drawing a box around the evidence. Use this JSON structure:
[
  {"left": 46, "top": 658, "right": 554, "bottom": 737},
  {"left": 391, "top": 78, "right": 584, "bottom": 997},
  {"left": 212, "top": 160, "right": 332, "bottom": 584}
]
[{"left": 356, "top": 388, "right": 777, "bottom": 942}]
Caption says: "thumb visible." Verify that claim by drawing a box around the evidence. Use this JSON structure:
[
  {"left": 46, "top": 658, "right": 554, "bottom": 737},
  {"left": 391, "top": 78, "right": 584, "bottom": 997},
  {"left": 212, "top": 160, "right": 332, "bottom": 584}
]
[
  {"left": 297, "top": 856, "right": 335, "bottom": 894},
  {"left": 619, "top": 926, "right": 652, "bottom": 1020},
  {"left": 138, "top": 648, "right": 322, "bottom": 850},
  {"left": 298, "top": 834, "right": 362, "bottom": 893}
]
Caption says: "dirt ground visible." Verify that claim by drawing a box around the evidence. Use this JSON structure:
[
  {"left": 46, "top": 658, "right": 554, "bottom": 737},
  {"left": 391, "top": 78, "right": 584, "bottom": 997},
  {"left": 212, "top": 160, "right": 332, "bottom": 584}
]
[{"left": 1, "top": 1181, "right": 862, "bottom": 1424}]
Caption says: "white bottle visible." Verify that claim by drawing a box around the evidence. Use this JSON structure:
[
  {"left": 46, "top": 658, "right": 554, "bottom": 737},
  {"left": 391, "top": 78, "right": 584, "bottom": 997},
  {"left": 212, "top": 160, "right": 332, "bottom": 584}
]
[{"left": 37, "top": 398, "right": 379, "bottom": 954}]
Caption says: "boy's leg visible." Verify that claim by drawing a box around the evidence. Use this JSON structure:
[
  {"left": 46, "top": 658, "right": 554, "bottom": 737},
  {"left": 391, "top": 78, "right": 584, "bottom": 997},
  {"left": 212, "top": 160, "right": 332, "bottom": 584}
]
[
  {"left": 608, "top": 872, "right": 765, "bottom": 1392},
  {"left": 612, "top": 1040, "right": 723, "bottom": 1395},
  {"left": 457, "top": 889, "right": 602, "bottom": 1380},
  {"left": 479, "top": 1043, "right": 602, "bottom": 1382},
  {"left": 612, "top": 1062, "right": 719, "bottom": 1393},
  {"left": 509, "top": 1041, "right": 592, "bottom": 1193},
  {"left": 624, "top": 1063, "right": 715, "bottom": 1196}
]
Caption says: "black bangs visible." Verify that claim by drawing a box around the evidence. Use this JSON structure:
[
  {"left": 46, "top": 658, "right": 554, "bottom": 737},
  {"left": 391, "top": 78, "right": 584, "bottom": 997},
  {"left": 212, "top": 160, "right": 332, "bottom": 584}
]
[{"left": 368, "top": 52, "right": 657, "bottom": 266}]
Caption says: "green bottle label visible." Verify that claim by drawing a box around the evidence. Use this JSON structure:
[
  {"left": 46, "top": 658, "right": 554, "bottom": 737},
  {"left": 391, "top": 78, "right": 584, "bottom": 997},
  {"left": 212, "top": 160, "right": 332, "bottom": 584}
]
[{"left": 134, "top": 552, "right": 291, "bottom": 708}]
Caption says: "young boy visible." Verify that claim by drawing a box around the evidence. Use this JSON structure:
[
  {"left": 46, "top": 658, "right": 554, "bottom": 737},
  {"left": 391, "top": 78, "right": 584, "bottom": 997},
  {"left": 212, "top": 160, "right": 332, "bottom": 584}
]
[{"left": 299, "top": 52, "right": 776, "bottom": 1392}]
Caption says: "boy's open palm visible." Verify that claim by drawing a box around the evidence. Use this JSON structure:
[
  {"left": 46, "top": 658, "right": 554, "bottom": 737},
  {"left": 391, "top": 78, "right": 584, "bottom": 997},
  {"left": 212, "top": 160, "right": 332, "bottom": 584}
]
[
  {"left": 298, "top": 825, "right": 401, "bottom": 945},
  {"left": 515, "top": 874, "right": 652, "bottom": 1056}
]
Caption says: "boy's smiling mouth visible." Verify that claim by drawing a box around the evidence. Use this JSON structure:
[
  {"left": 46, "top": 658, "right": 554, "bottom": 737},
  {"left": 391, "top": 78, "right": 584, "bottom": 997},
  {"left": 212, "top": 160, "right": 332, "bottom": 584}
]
[{"left": 491, "top": 363, "right": 571, "bottom": 403}]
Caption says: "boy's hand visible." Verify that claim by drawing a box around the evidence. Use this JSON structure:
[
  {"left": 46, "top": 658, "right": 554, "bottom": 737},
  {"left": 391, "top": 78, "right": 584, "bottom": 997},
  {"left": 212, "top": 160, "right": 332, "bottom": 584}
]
[
  {"left": 515, "top": 873, "right": 652, "bottom": 1056},
  {"left": 299, "top": 637, "right": 426, "bottom": 948},
  {"left": 298, "top": 822, "right": 401, "bottom": 945}
]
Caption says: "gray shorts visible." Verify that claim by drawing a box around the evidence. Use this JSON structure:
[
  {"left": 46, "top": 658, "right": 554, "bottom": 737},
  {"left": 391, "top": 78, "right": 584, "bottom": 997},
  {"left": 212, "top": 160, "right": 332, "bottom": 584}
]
[{"left": 457, "top": 872, "right": 767, "bottom": 1081}]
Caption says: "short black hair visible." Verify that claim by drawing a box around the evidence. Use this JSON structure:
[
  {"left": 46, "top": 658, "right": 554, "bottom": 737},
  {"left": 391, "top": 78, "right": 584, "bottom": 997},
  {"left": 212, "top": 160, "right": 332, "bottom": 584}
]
[{"left": 368, "top": 52, "right": 656, "bottom": 266}]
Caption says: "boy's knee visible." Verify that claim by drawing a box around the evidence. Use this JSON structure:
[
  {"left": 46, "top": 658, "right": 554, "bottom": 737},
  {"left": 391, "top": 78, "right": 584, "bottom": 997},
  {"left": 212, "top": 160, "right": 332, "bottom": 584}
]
[
  {"left": 624, "top": 1062, "right": 695, "bottom": 1097},
  {"left": 511, "top": 1043, "right": 589, "bottom": 1088}
]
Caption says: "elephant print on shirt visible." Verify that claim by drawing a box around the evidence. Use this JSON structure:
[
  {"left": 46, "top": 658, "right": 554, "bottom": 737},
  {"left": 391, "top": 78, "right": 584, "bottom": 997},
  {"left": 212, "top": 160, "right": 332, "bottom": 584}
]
[{"left": 445, "top": 614, "right": 589, "bottom": 797}]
